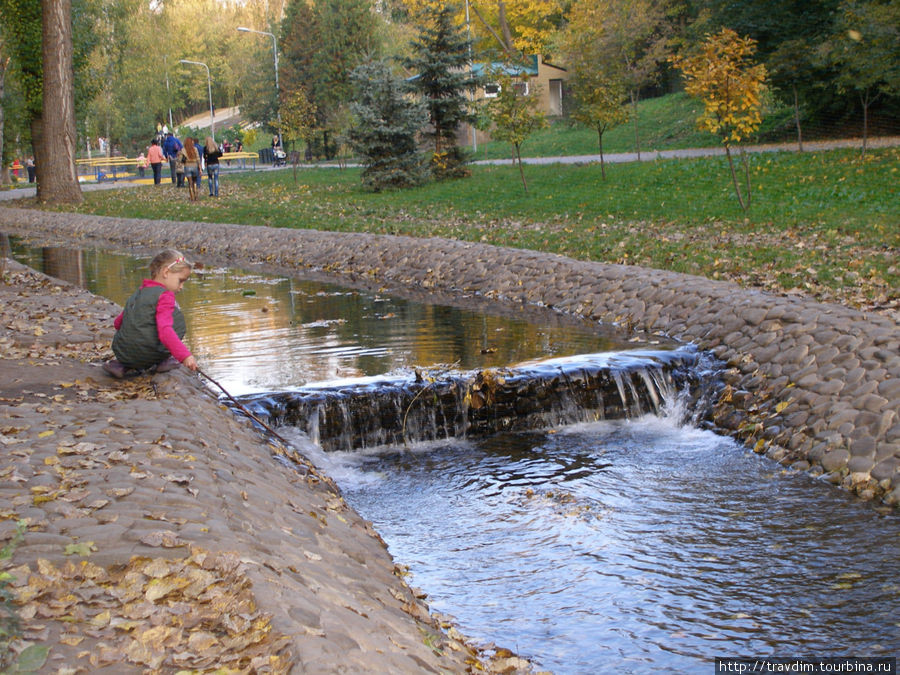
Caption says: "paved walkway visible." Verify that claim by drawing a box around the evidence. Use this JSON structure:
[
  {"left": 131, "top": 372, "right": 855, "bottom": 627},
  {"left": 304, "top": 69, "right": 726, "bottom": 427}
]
[
  {"left": 2, "top": 137, "right": 897, "bottom": 201},
  {"left": 475, "top": 136, "right": 900, "bottom": 165}
]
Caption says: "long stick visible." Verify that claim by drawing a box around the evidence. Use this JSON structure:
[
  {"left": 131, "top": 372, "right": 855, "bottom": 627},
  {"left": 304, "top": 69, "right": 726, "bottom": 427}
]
[{"left": 196, "top": 367, "right": 292, "bottom": 448}]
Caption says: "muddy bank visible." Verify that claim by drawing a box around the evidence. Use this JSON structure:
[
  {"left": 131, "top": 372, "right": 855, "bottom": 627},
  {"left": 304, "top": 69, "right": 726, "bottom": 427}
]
[{"left": 1, "top": 207, "right": 897, "bottom": 508}]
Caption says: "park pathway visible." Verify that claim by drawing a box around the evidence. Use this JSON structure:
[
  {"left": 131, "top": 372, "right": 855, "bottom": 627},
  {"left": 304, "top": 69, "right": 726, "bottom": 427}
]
[{"left": 1, "top": 136, "right": 898, "bottom": 201}]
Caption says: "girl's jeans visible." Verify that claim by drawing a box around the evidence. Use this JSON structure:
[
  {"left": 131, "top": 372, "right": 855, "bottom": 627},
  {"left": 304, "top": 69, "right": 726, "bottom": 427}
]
[{"left": 207, "top": 163, "right": 219, "bottom": 196}]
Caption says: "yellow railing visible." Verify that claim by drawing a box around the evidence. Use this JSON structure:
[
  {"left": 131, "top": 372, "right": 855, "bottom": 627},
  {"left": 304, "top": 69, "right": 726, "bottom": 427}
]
[
  {"left": 75, "top": 152, "right": 260, "bottom": 182},
  {"left": 75, "top": 156, "right": 137, "bottom": 167}
]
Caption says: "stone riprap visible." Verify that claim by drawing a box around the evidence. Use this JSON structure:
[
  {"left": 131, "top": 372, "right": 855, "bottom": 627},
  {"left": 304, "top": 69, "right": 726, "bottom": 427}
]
[{"left": 1, "top": 207, "right": 897, "bottom": 507}]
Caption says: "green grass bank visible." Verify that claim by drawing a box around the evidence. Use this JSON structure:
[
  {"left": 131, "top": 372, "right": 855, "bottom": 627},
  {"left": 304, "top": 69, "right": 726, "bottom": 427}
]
[{"left": 23, "top": 144, "right": 899, "bottom": 315}]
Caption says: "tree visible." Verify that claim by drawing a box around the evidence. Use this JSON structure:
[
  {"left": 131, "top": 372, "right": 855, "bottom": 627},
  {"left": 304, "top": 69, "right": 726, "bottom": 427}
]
[
  {"left": 0, "top": 0, "right": 42, "bottom": 179},
  {"left": 404, "top": 1, "right": 478, "bottom": 179},
  {"left": 348, "top": 59, "right": 427, "bottom": 192},
  {"left": 0, "top": 45, "right": 8, "bottom": 184},
  {"left": 486, "top": 69, "right": 547, "bottom": 192},
  {"left": 279, "top": 87, "right": 316, "bottom": 181},
  {"left": 671, "top": 28, "right": 767, "bottom": 212},
  {"left": 38, "top": 0, "right": 82, "bottom": 203},
  {"left": 767, "top": 38, "right": 816, "bottom": 151},
  {"left": 570, "top": 71, "right": 629, "bottom": 180},
  {"left": 281, "top": 0, "right": 382, "bottom": 160},
  {"left": 559, "top": 0, "right": 671, "bottom": 160},
  {"left": 825, "top": 0, "right": 900, "bottom": 154},
  {"left": 394, "top": 0, "right": 565, "bottom": 57}
]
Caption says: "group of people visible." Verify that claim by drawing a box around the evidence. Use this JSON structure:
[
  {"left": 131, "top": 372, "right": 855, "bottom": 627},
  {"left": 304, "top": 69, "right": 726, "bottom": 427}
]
[
  {"left": 142, "top": 132, "right": 240, "bottom": 199},
  {"left": 8, "top": 157, "right": 36, "bottom": 183}
]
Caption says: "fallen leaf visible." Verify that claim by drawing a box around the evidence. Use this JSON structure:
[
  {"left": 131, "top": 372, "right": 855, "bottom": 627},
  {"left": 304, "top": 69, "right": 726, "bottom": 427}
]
[
  {"left": 64, "top": 541, "right": 97, "bottom": 557},
  {"left": 106, "top": 487, "right": 134, "bottom": 498},
  {"left": 139, "top": 530, "right": 186, "bottom": 548}
]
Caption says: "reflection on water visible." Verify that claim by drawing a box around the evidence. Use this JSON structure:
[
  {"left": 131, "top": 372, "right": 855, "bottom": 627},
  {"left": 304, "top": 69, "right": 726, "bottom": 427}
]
[
  {"left": 7, "top": 240, "right": 654, "bottom": 395},
  {"left": 305, "top": 416, "right": 900, "bottom": 674}
]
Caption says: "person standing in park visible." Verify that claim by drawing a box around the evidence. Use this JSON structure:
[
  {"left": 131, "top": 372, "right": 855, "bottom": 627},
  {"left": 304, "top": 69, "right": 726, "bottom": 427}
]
[
  {"left": 147, "top": 138, "right": 165, "bottom": 185},
  {"left": 163, "top": 132, "right": 183, "bottom": 186},
  {"left": 25, "top": 157, "right": 36, "bottom": 183},
  {"left": 177, "top": 137, "right": 201, "bottom": 201},
  {"left": 203, "top": 136, "right": 222, "bottom": 197},
  {"left": 136, "top": 151, "right": 148, "bottom": 178},
  {"left": 234, "top": 138, "right": 244, "bottom": 169}
]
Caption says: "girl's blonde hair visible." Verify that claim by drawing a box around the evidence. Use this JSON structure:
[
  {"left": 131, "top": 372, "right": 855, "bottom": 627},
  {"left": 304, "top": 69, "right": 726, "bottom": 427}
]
[
  {"left": 205, "top": 136, "right": 218, "bottom": 154},
  {"left": 149, "top": 249, "right": 192, "bottom": 277}
]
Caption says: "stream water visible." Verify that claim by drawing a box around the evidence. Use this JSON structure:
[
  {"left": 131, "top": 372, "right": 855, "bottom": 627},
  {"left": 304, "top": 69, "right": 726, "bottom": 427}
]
[{"left": 6, "top": 240, "right": 900, "bottom": 674}]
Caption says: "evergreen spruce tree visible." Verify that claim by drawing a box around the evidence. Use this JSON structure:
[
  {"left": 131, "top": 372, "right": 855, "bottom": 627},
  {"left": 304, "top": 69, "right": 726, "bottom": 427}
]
[
  {"left": 403, "top": 2, "right": 477, "bottom": 179},
  {"left": 348, "top": 60, "right": 427, "bottom": 192}
]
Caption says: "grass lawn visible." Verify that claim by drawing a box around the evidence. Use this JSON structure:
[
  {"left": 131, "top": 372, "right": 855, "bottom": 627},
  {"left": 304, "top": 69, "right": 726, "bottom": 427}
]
[{"left": 23, "top": 144, "right": 899, "bottom": 314}]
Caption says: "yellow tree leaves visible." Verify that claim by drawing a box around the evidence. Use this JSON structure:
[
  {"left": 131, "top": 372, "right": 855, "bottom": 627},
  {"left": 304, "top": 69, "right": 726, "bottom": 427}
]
[
  {"left": 671, "top": 28, "right": 767, "bottom": 211},
  {"left": 670, "top": 28, "right": 767, "bottom": 146},
  {"left": 395, "top": 0, "right": 563, "bottom": 56}
]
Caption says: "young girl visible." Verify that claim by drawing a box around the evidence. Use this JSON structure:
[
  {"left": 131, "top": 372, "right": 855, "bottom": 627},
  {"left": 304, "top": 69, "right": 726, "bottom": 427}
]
[
  {"left": 103, "top": 249, "right": 199, "bottom": 378},
  {"left": 177, "top": 137, "right": 201, "bottom": 201}
]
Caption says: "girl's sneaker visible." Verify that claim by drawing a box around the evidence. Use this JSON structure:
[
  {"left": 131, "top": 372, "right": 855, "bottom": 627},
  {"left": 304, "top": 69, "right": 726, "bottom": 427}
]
[{"left": 103, "top": 359, "right": 126, "bottom": 379}]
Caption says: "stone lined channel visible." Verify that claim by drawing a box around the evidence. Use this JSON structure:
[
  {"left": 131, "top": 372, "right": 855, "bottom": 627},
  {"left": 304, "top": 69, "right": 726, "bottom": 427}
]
[
  {"left": 5, "top": 237, "right": 900, "bottom": 672},
  {"left": 2, "top": 208, "right": 896, "bottom": 506},
  {"left": 3, "top": 221, "right": 900, "bottom": 672}
]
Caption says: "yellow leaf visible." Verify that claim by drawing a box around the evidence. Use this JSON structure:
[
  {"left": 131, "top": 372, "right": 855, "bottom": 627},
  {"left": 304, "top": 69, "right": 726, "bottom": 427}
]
[
  {"left": 775, "top": 400, "right": 790, "bottom": 413},
  {"left": 188, "top": 629, "right": 220, "bottom": 651},
  {"left": 144, "top": 576, "right": 190, "bottom": 602},
  {"left": 90, "top": 609, "right": 111, "bottom": 628},
  {"left": 38, "top": 430, "right": 55, "bottom": 438}
]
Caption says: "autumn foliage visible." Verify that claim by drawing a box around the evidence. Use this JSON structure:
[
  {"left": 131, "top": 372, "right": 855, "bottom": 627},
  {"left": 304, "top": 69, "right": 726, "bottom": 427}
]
[{"left": 671, "top": 28, "right": 767, "bottom": 211}]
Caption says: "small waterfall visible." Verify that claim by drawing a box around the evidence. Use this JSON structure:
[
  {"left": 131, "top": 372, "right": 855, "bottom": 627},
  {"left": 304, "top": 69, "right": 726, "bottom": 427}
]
[{"left": 231, "top": 346, "right": 715, "bottom": 452}]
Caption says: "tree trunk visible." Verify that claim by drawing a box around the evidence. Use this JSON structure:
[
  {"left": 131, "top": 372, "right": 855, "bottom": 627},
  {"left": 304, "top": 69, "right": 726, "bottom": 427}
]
[
  {"left": 724, "top": 143, "right": 748, "bottom": 213},
  {"left": 39, "top": 0, "right": 82, "bottom": 204},
  {"left": 860, "top": 90, "right": 869, "bottom": 157},
  {"left": 496, "top": 0, "right": 514, "bottom": 55},
  {"left": 469, "top": 1, "right": 512, "bottom": 58},
  {"left": 630, "top": 90, "right": 641, "bottom": 160},
  {"left": 0, "top": 54, "right": 7, "bottom": 185},
  {"left": 598, "top": 127, "right": 606, "bottom": 181},
  {"left": 514, "top": 143, "right": 527, "bottom": 193},
  {"left": 792, "top": 83, "right": 803, "bottom": 152}
]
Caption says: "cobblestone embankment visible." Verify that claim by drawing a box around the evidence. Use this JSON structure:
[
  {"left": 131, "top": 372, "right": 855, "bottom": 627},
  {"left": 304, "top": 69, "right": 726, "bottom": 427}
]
[
  {"left": 0, "top": 258, "right": 493, "bottom": 673},
  {"left": 2, "top": 208, "right": 897, "bottom": 506}
]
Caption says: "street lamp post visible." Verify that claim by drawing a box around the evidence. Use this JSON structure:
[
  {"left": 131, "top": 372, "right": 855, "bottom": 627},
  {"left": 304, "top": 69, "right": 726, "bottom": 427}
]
[
  {"left": 180, "top": 59, "right": 215, "bottom": 141},
  {"left": 237, "top": 26, "right": 282, "bottom": 151}
]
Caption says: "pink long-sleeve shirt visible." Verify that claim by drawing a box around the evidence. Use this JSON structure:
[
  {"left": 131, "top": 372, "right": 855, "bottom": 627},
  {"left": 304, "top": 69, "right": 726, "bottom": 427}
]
[{"left": 114, "top": 279, "right": 192, "bottom": 363}]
